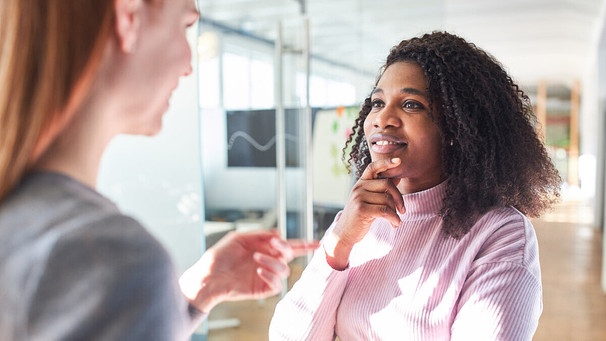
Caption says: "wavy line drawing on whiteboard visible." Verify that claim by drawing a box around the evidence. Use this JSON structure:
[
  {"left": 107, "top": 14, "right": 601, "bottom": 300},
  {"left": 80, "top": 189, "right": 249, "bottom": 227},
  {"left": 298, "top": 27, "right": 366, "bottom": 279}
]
[{"left": 228, "top": 131, "right": 298, "bottom": 151}]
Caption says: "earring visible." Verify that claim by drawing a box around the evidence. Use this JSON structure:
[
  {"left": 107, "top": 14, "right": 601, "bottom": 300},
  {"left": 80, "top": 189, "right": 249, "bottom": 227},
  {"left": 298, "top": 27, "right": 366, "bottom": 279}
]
[{"left": 449, "top": 139, "right": 454, "bottom": 146}]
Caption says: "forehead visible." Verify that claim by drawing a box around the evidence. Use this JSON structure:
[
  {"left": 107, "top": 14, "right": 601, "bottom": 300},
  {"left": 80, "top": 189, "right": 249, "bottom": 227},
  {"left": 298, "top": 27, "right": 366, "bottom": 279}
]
[{"left": 377, "top": 61, "right": 427, "bottom": 89}]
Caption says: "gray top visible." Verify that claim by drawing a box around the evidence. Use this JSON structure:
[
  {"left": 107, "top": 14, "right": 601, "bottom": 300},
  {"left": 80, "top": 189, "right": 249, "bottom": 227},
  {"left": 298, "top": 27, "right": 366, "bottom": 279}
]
[{"left": 0, "top": 172, "right": 203, "bottom": 341}]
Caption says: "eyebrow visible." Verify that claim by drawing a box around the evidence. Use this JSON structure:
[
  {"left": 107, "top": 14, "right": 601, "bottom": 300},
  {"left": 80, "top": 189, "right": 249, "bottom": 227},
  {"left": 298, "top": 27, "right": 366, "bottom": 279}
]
[{"left": 372, "top": 87, "right": 427, "bottom": 97}]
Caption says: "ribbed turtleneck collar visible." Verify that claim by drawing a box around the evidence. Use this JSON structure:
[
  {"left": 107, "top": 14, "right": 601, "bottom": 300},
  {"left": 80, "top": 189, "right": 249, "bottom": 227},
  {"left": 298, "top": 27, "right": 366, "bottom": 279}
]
[{"left": 398, "top": 180, "right": 447, "bottom": 220}]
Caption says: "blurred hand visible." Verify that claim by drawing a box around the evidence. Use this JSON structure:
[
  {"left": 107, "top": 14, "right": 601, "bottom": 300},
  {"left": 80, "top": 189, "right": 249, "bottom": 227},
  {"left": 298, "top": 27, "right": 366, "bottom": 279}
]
[
  {"left": 179, "top": 229, "right": 319, "bottom": 313},
  {"left": 324, "top": 158, "right": 405, "bottom": 270}
]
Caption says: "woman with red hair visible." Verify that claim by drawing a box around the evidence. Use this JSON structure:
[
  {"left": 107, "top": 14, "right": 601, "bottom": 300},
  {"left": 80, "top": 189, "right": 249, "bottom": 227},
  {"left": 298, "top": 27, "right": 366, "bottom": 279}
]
[{"left": 0, "top": 1, "right": 315, "bottom": 339}]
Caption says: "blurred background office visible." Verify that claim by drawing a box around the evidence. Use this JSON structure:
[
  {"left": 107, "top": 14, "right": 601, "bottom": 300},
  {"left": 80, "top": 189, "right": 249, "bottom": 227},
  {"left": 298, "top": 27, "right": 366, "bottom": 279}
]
[{"left": 96, "top": 0, "right": 606, "bottom": 340}]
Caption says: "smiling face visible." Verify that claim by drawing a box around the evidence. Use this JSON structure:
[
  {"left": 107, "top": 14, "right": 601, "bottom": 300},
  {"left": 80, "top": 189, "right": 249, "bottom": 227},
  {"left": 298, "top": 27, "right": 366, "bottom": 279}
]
[{"left": 363, "top": 61, "right": 445, "bottom": 194}]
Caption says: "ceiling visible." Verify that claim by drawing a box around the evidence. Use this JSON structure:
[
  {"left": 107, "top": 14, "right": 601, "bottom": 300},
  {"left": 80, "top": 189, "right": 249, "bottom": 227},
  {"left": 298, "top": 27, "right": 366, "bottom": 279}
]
[{"left": 198, "top": 0, "right": 606, "bottom": 87}]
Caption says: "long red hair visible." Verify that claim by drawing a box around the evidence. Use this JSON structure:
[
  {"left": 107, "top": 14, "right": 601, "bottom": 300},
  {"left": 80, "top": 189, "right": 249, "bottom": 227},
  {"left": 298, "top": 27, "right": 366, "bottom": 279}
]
[{"left": 0, "top": 0, "right": 115, "bottom": 200}]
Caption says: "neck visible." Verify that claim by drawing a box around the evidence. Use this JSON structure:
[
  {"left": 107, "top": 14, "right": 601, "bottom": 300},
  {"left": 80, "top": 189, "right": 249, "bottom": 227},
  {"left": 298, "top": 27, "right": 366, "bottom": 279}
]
[
  {"left": 33, "top": 104, "right": 116, "bottom": 189},
  {"left": 32, "top": 41, "right": 134, "bottom": 188},
  {"left": 397, "top": 173, "right": 448, "bottom": 194}
]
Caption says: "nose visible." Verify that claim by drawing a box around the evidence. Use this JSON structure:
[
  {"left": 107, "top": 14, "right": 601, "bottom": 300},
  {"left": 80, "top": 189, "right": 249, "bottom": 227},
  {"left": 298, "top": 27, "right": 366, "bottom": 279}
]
[{"left": 372, "top": 104, "right": 401, "bottom": 129}]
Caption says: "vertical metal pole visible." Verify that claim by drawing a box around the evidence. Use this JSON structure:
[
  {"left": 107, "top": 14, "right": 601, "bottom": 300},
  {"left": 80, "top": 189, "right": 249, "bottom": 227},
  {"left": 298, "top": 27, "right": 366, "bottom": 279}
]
[
  {"left": 299, "top": 0, "right": 307, "bottom": 14},
  {"left": 274, "top": 21, "right": 288, "bottom": 296},
  {"left": 302, "top": 18, "right": 314, "bottom": 248}
]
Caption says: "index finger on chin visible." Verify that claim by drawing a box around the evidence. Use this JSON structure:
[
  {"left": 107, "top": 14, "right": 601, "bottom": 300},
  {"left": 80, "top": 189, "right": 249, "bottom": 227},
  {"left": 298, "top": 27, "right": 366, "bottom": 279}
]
[{"left": 360, "top": 158, "right": 401, "bottom": 180}]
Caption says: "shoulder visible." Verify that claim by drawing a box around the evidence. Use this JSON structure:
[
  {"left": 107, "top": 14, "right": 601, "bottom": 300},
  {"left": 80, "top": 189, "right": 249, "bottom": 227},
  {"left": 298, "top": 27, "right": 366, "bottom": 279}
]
[
  {"left": 1, "top": 171, "right": 171, "bottom": 272},
  {"left": 469, "top": 206, "right": 539, "bottom": 268},
  {"left": 28, "top": 201, "right": 187, "bottom": 339},
  {"left": 0, "top": 173, "right": 191, "bottom": 339},
  {"left": 41, "top": 212, "right": 179, "bottom": 316},
  {"left": 29, "top": 216, "right": 190, "bottom": 339},
  {"left": 1, "top": 171, "right": 178, "bottom": 310},
  {"left": 0, "top": 172, "right": 122, "bottom": 234},
  {"left": 26, "top": 188, "right": 176, "bottom": 300}
]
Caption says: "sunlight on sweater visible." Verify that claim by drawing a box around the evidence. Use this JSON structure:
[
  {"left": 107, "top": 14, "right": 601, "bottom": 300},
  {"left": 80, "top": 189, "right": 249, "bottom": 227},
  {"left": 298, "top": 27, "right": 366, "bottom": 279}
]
[{"left": 349, "top": 220, "right": 395, "bottom": 268}]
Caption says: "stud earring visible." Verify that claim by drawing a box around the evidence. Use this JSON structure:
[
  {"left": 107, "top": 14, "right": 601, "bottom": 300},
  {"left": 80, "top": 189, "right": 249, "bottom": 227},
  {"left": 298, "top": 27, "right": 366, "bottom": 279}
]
[{"left": 449, "top": 139, "right": 454, "bottom": 146}]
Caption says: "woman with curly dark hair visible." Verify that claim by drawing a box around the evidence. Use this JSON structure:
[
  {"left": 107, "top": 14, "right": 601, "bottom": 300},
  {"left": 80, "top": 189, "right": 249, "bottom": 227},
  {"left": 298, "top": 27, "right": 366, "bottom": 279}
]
[{"left": 270, "top": 31, "right": 561, "bottom": 340}]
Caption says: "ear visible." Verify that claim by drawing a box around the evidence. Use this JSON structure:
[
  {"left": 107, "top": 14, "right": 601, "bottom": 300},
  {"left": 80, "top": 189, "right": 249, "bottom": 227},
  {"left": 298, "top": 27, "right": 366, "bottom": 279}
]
[{"left": 114, "top": 0, "right": 144, "bottom": 53}]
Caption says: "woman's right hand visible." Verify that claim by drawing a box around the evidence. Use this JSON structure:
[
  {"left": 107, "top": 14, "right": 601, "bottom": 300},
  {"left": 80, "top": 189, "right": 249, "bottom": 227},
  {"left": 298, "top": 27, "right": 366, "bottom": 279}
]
[
  {"left": 324, "top": 158, "right": 405, "bottom": 270},
  {"left": 179, "top": 230, "right": 318, "bottom": 313}
]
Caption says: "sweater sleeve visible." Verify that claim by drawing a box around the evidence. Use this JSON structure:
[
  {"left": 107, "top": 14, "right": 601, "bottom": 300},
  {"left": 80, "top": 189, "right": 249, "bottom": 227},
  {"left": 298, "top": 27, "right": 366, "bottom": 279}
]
[
  {"left": 451, "top": 262, "right": 542, "bottom": 340},
  {"left": 269, "top": 242, "right": 350, "bottom": 341},
  {"left": 451, "top": 215, "right": 543, "bottom": 341}
]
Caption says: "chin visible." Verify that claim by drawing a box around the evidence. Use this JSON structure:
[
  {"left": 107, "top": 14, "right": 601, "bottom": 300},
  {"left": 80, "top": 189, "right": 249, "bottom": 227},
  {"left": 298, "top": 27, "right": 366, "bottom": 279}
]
[
  {"left": 376, "top": 167, "right": 404, "bottom": 180},
  {"left": 143, "top": 123, "right": 164, "bottom": 136},
  {"left": 125, "top": 120, "right": 164, "bottom": 136}
]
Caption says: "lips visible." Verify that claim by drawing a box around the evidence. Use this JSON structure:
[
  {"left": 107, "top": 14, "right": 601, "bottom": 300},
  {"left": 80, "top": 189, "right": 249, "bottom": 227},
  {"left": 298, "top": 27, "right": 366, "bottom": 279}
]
[{"left": 368, "top": 133, "right": 407, "bottom": 154}]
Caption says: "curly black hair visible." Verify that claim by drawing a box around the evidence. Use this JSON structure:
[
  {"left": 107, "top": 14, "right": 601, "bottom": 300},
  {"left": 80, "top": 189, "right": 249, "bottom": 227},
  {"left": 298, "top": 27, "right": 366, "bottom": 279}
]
[{"left": 343, "top": 31, "right": 561, "bottom": 239}]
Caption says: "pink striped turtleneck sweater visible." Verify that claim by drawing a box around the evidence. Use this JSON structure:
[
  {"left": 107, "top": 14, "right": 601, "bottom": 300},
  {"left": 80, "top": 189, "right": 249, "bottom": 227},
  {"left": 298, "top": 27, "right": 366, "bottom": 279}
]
[{"left": 269, "top": 181, "right": 542, "bottom": 340}]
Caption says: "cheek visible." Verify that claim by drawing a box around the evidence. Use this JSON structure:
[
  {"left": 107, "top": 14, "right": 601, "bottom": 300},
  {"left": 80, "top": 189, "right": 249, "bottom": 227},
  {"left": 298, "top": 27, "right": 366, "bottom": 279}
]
[
  {"left": 427, "top": 132, "right": 444, "bottom": 162},
  {"left": 414, "top": 125, "right": 443, "bottom": 156},
  {"left": 362, "top": 117, "right": 373, "bottom": 137}
]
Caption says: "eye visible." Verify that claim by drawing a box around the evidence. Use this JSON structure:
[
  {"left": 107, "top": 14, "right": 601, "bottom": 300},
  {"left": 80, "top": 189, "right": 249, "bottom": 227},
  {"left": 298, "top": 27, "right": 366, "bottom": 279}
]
[
  {"left": 403, "top": 100, "right": 425, "bottom": 110},
  {"left": 371, "top": 99, "right": 385, "bottom": 109}
]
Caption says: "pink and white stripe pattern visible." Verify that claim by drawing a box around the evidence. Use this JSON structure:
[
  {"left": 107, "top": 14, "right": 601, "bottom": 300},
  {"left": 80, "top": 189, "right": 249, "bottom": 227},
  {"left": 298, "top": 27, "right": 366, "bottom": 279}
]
[{"left": 269, "top": 182, "right": 542, "bottom": 341}]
